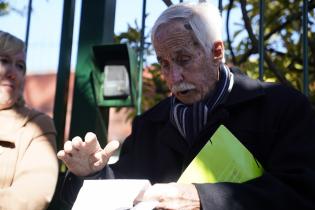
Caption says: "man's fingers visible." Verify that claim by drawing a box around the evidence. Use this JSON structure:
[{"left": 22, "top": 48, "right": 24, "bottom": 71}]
[
  {"left": 64, "top": 140, "right": 74, "bottom": 153},
  {"left": 57, "top": 150, "right": 74, "bottom": 167},
  {"left": 57, "top": 150, "right": 65, "bottom": 159},
  {"left": 84, "top": 132, "right": 98, "bottom": 144},
  {"left": 141, "top": 184, "right": 165, "bottom": 201},
  {"left": 92, "top": 140, "right": 120, "bottom": 167},
  {"left": 59, "top": 138, "right": 82, "bottom": 162},
  {"left": 84, "top": 132, "right": 101, "bottom": 153},
  {"left": 103, "top": 140, "right": 120, "bottom": 158},
  {"left": 59, "top": 133, "right": 115, "bottom": 173},
  {"left": 72, "top": 136, "right": 84, "bottom": 150}
]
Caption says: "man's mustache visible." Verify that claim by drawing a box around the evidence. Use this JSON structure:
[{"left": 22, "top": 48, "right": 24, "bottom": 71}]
[{"left": 171, "top": 82, "right": 196, "bottom": 93}]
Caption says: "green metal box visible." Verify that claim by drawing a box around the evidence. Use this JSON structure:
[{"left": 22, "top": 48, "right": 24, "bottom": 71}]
[{"left": 92, "top": 43, "right": 138, "bottom": 107}]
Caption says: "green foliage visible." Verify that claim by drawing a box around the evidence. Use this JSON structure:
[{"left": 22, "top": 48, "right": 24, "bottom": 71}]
[
  {"left": 225, "top": 0, "right": 315, "bottom": 104},
  {"left": 0, "top": 0, "right": 9, "bottom": 16},
  {"left": 142, "top": 63, "right": 170, "bottom": 112},
  {"left": 114, "top": 21, "right": 154, "bottom": 64}
]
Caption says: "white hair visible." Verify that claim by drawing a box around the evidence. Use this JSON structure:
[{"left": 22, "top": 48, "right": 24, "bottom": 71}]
[{"left": 151, "top": 2, "right": 225, "bottom": 62}]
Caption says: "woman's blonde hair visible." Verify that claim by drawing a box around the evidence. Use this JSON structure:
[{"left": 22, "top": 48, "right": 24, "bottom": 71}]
[
  {"left": 0, "top": 30, "right": 26, "bottom": 107},
  {"left": 0, "top": 30, "right": 25, "bottom": 58}
]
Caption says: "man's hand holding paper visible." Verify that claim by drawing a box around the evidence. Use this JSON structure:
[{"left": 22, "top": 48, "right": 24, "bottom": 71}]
[
  {"left": 57, "top": 132, "right": 120, "bottom": 176},
  {"left": 136, "top": 183, "right": 200, "bottom": 210}
]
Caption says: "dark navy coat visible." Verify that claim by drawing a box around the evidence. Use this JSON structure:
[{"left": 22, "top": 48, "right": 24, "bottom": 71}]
[{"left": 62, "top": 69, "right": 315, "bottom": 210}]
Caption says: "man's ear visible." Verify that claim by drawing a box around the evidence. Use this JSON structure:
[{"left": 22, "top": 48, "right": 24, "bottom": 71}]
[{"left": 212, "top": 40, "right": 224, "bottom": 61}]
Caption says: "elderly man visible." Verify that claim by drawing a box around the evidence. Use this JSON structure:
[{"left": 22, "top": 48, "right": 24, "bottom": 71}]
[{"left": 58, "top": 2, "right": 315, "bottom": 210}]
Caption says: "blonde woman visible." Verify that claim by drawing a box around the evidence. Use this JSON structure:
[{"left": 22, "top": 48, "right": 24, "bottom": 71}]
[{"left": 0, "top": 31, "right": 58, "bottom": 210}]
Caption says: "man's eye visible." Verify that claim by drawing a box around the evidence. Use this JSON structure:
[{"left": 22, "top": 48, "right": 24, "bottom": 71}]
[
  {"left": 178, "top": 56, "right": 191, "bottom": 65},
  {"left": 159, "top": 60, "right": 169, "bottom": 69},
  {"left": 161, "top": 62, "right": 169, "bottom": 69}
]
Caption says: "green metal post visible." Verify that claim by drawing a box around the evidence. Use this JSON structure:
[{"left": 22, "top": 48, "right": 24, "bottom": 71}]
[
  {"left": 302, "top": 0, "right": 309, "bottom": 96},
  {"left": 137, "top": 0, "right": 147, "bottom": 115},
  {"left": 25, "top": 0, "right": 32, "bottom": 53},
  {"left": 50, "top": 2, "right": 76, "bottom": 210},
  {"left": 259, "top": 0, "right": 265, "bottom": 81},
  {"left": 69, "top": 0, "right": 116, "bottom": 148},
  {"left": 53, "top": 0, "right": 75, "bottom": 152},
  {"left": 218, "top": 0, "right": 223, "bottom": 14}
]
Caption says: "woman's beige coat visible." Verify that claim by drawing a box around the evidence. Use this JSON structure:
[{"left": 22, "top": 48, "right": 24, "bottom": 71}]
[{"left": 0, "top": 105, "right": 58, "bottom": 210}]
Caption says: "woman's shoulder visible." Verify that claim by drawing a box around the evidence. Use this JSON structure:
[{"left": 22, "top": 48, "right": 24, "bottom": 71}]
[{"left": 18, "top": 106, "right": 56, "bottom": 135}]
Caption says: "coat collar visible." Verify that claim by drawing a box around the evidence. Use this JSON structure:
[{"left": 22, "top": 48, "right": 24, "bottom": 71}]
[
  {"left": 156, "top": 120, "right": 190, "bottom": 155},
  {"left": 0, "top": 106, "right": 33, "bottom": 144},
  {"left": 224, "top": 67, "right": 265, "bottom": 107},
  {"left": 140, "top": 69, "right": 265, "bottom": 155}
]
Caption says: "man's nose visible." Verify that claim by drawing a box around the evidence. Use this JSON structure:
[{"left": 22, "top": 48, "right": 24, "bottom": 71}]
[{"left": 169, "top": 63, "right": 183, "bottom": 83}]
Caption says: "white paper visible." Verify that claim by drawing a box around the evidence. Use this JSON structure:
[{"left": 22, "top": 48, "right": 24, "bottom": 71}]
[{"left": 72, "top": 179, "right": 157, "bottom": 210}]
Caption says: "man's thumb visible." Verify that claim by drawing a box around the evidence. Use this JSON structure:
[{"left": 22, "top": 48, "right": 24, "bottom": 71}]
[{"left": 103, "top": 140, "right": 120, "bottom": 160}]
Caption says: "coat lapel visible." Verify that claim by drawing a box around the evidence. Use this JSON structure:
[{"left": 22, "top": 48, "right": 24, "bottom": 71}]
[
  {"left": 147, "top": 98, "right": 190, "bottom": 155},
  {"left": 225, "top": 68, "right": 265, "bottom": 107},
  {"left": 0, "top": 106, "right": 31, "bottom": 144},
  {"left": 148, "top": 69, "right": 265, "bottom": 158},
  {"left": 157, "top": 121, "right": 190, "bottom": 155}
]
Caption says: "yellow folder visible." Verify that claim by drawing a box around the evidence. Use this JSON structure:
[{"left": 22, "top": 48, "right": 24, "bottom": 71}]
[{"left": 178, "top": 125, "right": 264, "bottom": 183}]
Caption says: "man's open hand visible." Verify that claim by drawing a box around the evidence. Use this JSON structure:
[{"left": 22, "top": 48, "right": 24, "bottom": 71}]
[{"left": 57, "top": 132, "right": 120, "bottom": 176}]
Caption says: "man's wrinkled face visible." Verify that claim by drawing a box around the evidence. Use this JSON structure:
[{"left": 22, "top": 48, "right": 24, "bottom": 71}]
[{"left": 153, "top": 20, "right": 218, "bottom": 105}]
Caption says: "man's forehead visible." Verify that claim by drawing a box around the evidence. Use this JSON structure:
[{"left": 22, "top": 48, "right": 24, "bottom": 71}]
[
  {"left": 154, "top": 24, "right": 199, "bottom": 59},
  {"left": 156, "top": 48, "right": 188, "bottom": 61},
  {"left": 154, "top": 20, "right": 189, "bottom": 38}
]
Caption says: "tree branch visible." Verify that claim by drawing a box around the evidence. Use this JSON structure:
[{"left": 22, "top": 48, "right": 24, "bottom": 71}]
[
  {"left": 226, "top": 0, "right": 236, "bottom": 64},
  {"left": 239, "top": 0, "right": 258, "bottom": 51},
  {"left": 237, "top": 48, "right": 255, "bottom": 64},
  {"left": 162, "top": 0, "right": 173, "bottom": 7},
  {"left": 239, "top": 0, "right": 291, "bottom": 86},
  {"left": 264, "top": 2, "right": 315, "bottom": 41}
]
